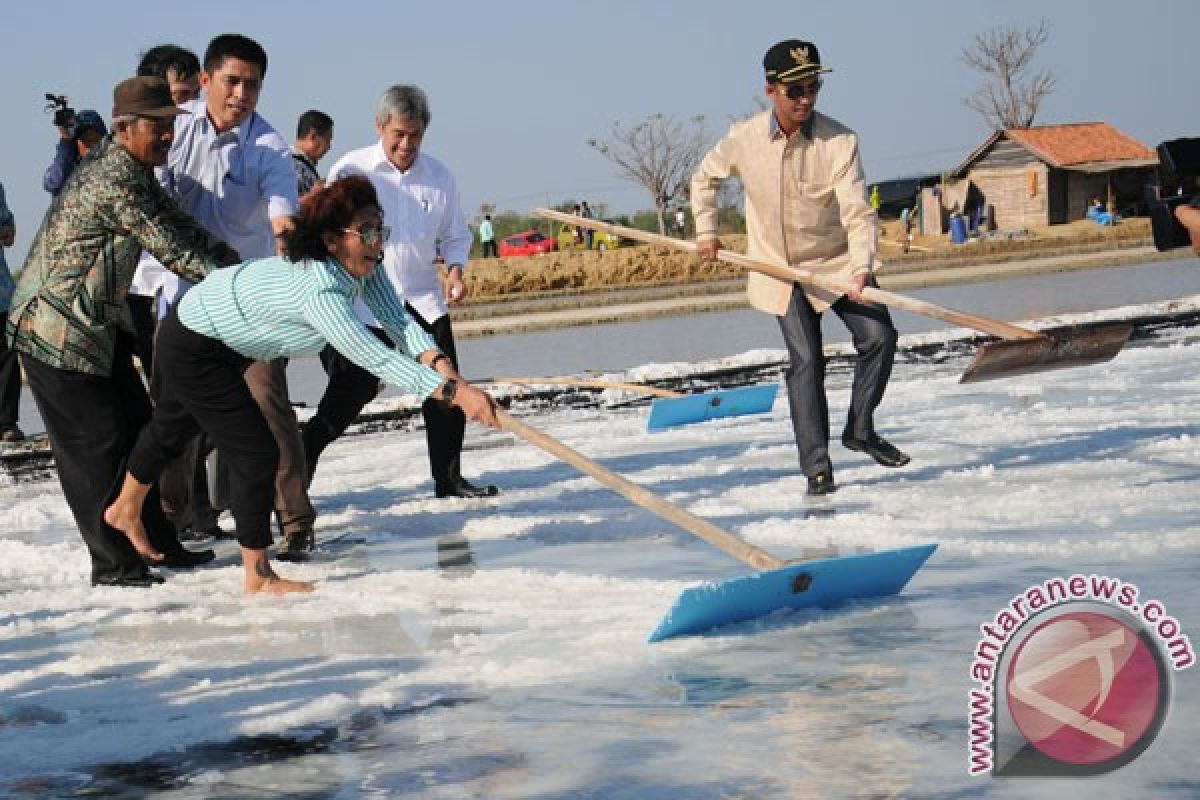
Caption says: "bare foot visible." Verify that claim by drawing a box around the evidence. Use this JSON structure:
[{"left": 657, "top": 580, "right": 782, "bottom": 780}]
[
  {"left": 246, "top": 575, "right": 316, "bottom": 595},
  {"left": 103, "top": 502, "right": 163, "bottom": 562},
  {"left": 244, "top": 557, "right": 313, "bottom": 595}
]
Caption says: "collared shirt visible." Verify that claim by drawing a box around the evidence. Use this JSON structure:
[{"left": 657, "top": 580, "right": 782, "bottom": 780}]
[
  {"left": 292, "top": 148, "right": 321, "bottom": 197},
  {"left": 131, "top": 96, "right": 298, "bottom": 302},
  {"left": 6, "top": 137, "right": 234, "bottom": 376},
  {"left": 479, "top": 218, "right": 494, "bottom": 243},
  {"left": 0, "top": 182, "right": 14, "bottom": 312},
  {"left": 178, "top": 256, "right": 443, "bottom": 399},
  {"left": 691, "top": 109, "right": 876, "bottom": 315},
  {"left": 327, "top": 145, "right": 472, "bottom": 324}
]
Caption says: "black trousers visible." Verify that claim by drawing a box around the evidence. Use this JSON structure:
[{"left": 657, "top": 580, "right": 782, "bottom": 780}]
[
  {"left": 126, "top": 294, "right": 157, "bottom": 383},
  {"left": 0, "top": 310, "right": 21, "bottom": 428},
  {"left": 306, "top": 306, "right": 463, "bottom": 486},
  {"left": 21, "top": 334, "right": 188, "bottom": 583},
  {"left": 481, "top": 240, "right": 498, "bottom": 258},
  {"left": 127, "top": 312, "right": 279, "bottom": 550},
  {"left": 776, "top": 282, "right": 898, "bottom": 477}
]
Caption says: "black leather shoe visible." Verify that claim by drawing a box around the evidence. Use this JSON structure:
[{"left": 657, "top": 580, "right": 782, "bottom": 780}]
[
  {"left": 276, "top": 530, "right": 315, "bottom": 563},
  {"left": 841, "top": 433, "right": 911, "bottom": 468},
  {"left": 435, "top": 479, "right": 499, "bottom": 499},
  {"left": 156, "top": 548, "right": 217, "bottom": 569},
  {"left": 806, "top": 471, "right": 837, "bottom": 496},
  {"left": 92, "top": 572, "right": 165, "bottom": 588}
]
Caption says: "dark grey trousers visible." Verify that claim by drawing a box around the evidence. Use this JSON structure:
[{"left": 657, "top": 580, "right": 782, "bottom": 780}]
[{"left": 776, "top": 282, "right": 898, "bottom": 477}]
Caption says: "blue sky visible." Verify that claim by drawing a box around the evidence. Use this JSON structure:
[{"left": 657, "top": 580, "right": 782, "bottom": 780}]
[{"left": 1, "top": 0, "right": 1194, "bottom": 266}]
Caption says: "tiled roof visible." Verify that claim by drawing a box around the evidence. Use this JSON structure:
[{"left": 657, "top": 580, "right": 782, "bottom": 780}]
[
  {"left": 950, "top": 123, "right": 1157, "bottom": 177},
  {"left": 1004, "top": 123, "right": 1156, "bottom": 166}
]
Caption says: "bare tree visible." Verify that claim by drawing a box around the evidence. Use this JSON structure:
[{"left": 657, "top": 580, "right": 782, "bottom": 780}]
[
  {"left": 961, "top": 19, "right": 1056, "bottom": 129},
  {"left": 588, "top": 113, "right": 709, "bottom": 234}
]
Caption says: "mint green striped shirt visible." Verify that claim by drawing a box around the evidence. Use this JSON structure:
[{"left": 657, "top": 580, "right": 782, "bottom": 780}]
[{"left": 178, "top": 256, "right": 444, "bottom": 399}]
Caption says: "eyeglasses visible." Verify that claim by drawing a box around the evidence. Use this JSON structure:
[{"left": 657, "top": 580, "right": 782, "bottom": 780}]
[
  {"left": 343, "top": 225, "right": 391, "bottom": 247},
  {"left": 783, "top": 80, "right": 822, "bottom": 100}
]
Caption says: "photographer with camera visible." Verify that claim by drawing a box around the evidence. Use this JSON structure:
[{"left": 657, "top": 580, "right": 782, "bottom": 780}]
[
  {"left": 1151, "top": 137, "right": 1200, "bottom": 255},
  {"left": 42, "top": 96, "right": 108, "bottom": 196}
]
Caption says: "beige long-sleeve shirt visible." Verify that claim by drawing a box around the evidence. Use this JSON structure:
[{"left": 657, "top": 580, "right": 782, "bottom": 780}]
[{"left": 691, "top": 109, "right": 877, "bottom": 315}]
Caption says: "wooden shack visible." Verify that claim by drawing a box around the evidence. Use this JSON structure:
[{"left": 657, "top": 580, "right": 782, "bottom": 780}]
[{"left": 945, "top": 123, "right": 1158, "bottom": 231}]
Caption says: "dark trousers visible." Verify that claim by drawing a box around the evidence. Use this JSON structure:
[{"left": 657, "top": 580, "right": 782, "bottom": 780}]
[
  {"left": 21, "top": 334, "right": 188, "bottom": 583},
  {"left": 126, "top": 294, "right": 157, "bottom": 383},
  {"left": 481, "top": 240, "right": 498, "bottom": 258},
  {"left": 306, "top": 306, "right": 464, "bottom": 486},
  {"left": 776, "top": 283, "right": 898, "bottom": 477},
  {"left": 128, "top": 312, "right": 278, "bottom": 550},
  {"left": 0, "top": 311, "right": 21, "bottom": 428}
]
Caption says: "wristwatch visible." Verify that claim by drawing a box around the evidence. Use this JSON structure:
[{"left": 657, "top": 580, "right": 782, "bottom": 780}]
[{"left": 440, "top": 379, "right": 459, "bottom": 405}]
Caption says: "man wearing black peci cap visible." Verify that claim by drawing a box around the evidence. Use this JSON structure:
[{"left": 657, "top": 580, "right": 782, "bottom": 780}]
[
  {"left": 692, "top": 40, "right": 908, "bottom": 497},
  {"left": 7, "top": 76, "right": 239, "bottom": 587}
]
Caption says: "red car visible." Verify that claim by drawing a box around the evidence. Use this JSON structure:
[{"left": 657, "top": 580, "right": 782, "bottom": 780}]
[{"left": 498, "top": 230, "right": 558, "bottom": 257}]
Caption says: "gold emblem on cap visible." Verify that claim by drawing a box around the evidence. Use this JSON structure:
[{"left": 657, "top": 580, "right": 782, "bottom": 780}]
[{"left": 790, "top": 46, "right": 812, "bottom": 67}]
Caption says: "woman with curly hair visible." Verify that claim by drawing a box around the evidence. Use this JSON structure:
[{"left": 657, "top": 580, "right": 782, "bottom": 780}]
[{"left": 105, "top": 174, "right": 498, "bottom": 594}]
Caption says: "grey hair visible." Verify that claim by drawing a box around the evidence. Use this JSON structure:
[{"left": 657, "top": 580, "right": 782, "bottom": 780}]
[{"left": 376, "top": 84, "right": 431, "bottom": 129}]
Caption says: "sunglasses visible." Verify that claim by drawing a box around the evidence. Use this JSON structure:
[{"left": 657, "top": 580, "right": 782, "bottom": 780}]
[
  {"left": 782, "top": 79, "right": 822, "bottom": 100},
  {"left": 343, "top": 225, "right": 391, "bottom": 247}
]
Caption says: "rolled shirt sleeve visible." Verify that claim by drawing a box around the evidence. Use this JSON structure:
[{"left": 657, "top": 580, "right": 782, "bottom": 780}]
[
  {"left": 261, "top": 145, "right": 299, "bottom": 221},
  {"left": 436, "top": 173, "right": 473, "bottom": 267}
]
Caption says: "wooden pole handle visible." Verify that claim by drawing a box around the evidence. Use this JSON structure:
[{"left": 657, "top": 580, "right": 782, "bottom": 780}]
[
  {"left": 534, "top": 208, "right": 1043, "bottom": 342},
  {"left": 491, "top": 376, "right": 682, "bottom": 399},
  {"left": 497, "top": 410, "right": 784, "bottom": 571}
]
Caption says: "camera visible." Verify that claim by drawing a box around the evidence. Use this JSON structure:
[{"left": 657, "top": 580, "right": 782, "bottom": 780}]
[
  {"left": 1148, "top": 137, "right": 1200, "bottom": 251},
  {"left": 44, "top": 93, "right": 75, "bottom": 129}
]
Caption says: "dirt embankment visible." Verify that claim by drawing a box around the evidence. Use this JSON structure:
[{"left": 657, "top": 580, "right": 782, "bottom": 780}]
[{"left": 463, "top": 238, "right": 746, "bottom": 301}]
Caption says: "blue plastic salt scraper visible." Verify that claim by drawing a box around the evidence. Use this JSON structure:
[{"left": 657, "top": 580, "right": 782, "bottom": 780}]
[
  {"left": 493, "top": 376, "right": 778, "bottom": 432},
  {"left": 497, "top": 410, "right": 937, "bottom": 642}
]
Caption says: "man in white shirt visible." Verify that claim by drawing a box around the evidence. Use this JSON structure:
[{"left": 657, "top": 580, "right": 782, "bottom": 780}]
[
  {"left": 302, "top": 84, "right": 498, "bottom": 500},
  {"left": 132, "top": 34, "right": 316, "bottom": 555}
]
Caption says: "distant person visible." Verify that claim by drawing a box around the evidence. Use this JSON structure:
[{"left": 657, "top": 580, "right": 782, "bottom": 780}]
[
  {"left": 301, "top": 84, "right": 499, "bottom": 500},
  {"left": 580, "top": 200, "right": 594, "bottom": 249},
  {"left": 674, "top": 207, "right": 687, "bottom": 237},
  {"left": 137, "top": 43, "right": 202, "bottom": 104},
  {"left": 103, "top": 176, "right": 499, "bottom": 595},
  {"left": 43, "top": 108, "right": 108, "bottom": 196},
  {"left": 0, "top": 180, "right": 21, "bottom": 442},
  {"left": 292, "top": 109, "right": 334, "bottom": 197},
  {"left": 869, "top": 184, "right": 881, "bottom": 213},
  {"left": 899, "top": 204, "right": 914, "bottom": 253},
  {"left": 571, "top": 203, "right": 584, "bottom": 248},
  {"left": 7, "top": 76, "right": 239, "bottom": 588},
  {"left": 479, "top": 213, "right": 498, "bottom": 258},
  {"left": 692, "top": 39, "right": 907, "bottom": 498}
]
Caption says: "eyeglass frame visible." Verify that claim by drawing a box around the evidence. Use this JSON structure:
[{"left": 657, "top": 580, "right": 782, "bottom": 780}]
[
  {"left": 342, "top": 224, "right": 391, "bottom": 248},
  {"left": 781, "top": 79, "right": 823, "bottom": 100}
]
